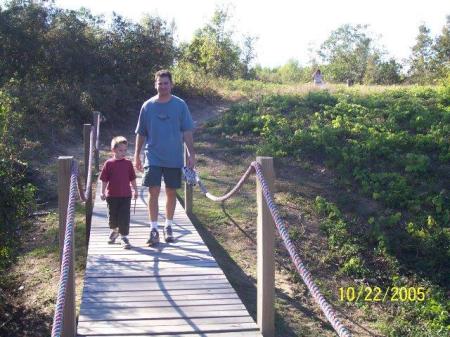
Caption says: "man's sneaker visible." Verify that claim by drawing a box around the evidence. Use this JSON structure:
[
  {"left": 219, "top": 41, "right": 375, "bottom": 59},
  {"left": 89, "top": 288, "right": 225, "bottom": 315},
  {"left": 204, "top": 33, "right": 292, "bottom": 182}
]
[
  {"left": 164, "top": 226, "right": 174, "bottom": 243},
  {"left": 121, "top": 236, "right": 131, "bottom": 249},
  {"left": 108, "top": 229, "right": 119, "bottom": 244},
  {"left": 147, "top": 228, "right": 160, "bottom": 247}
]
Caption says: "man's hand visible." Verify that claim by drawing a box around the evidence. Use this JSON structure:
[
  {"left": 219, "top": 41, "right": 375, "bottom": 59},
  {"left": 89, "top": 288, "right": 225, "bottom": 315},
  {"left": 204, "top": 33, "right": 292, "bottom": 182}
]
[
  {"left": 134, "top": 155, "right": 143, "bottom": 172},
  {"left": 133, "top": 189, "right": 138, "bottom": 199},
  {"left": 100, "top": 193, "right": 106, "bottom": 201}
]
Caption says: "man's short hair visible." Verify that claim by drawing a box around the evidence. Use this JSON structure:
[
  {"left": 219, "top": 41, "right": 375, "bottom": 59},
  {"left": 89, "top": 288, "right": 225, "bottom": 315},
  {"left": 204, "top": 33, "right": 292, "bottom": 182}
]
[
  {"left": 155, "top": 69, "right": 172, "bottom": 83},
  {"left": 111, "top": 136, "right": 128, "bottom": 149}
]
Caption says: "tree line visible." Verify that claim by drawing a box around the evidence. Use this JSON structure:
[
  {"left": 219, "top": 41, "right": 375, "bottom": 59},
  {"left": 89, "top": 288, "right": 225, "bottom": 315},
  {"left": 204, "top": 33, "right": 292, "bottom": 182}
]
[{"left": 256, "top": 19, "right": 449, "bottom": 85}]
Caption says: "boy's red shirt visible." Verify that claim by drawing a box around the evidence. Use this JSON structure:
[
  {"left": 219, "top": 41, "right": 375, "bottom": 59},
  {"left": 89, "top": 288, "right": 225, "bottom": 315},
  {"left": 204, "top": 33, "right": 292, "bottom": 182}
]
[{"left": 99, "top": 158, "right": 136, "bottom": 197}]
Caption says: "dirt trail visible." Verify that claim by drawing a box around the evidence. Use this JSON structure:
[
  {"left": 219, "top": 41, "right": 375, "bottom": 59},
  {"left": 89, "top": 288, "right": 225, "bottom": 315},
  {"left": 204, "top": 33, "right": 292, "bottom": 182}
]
[{"left": 186, "top": 98, "right": 232, "bottom": 126}]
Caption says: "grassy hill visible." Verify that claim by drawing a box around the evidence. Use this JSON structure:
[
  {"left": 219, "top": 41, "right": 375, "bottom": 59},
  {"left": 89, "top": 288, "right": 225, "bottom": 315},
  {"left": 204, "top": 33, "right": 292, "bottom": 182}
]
[{"left": 1, "top": 82, "right": 449, "bottom": 337}]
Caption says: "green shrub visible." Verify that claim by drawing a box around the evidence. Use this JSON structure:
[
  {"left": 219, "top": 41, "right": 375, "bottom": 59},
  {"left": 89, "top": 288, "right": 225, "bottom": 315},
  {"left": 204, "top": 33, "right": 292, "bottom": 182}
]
[{"left": 0, "top": 92, "right": 36, "bottom": 272}]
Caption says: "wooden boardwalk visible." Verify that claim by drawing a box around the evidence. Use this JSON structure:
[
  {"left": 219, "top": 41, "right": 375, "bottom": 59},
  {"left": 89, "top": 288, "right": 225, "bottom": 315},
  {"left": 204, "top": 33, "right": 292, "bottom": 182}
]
[{"left": 77, "top": 178, "right": 262, "bottom": 337}]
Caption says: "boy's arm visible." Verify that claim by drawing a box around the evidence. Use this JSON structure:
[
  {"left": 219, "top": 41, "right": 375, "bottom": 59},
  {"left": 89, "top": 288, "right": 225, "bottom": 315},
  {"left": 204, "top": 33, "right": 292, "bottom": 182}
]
[
  {"left": 131, "top": 179, "right": 138, "bottom": 199},
  {"left": 101, "top": 180, "right": 107, "bottom": 200}
]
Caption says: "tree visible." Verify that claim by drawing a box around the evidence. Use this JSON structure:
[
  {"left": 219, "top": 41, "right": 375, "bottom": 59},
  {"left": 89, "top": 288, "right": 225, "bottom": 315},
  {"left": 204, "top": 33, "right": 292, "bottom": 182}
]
[
  {"left": 364, "top": 55, "right": 402, "bottom": 85},
  {"left": 241, "top": 34, "right": 258, "bottom": 79},
  {"left": 180, "top": 6, "right": 242, "bottom": 78},
  {"left": 277, "top": 59, "right": 307, "bottom": 83},
  {"left": 433, "top": 15, "right": 450, "bottom": 80},
  {"left": 319, "top": 24, "right": 377, "bottom": 83},
  {"left": 408, "top": 24, "right": 435, "bottom": 84}
]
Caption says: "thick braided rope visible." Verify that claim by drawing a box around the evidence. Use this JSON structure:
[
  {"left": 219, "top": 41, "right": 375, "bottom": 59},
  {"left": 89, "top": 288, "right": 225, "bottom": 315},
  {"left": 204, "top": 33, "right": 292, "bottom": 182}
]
[
  {"left": 196, "top": 165, "right": 254, "bottom": 202},
  {"left": 51, "top": 161, "right": 78, "bottom": 337},
  {"left": 251, "top": 161, "right": 352, "bottom": 337},
  {"left": 192, "top": 163, "right": 351, "bottom": 336}
]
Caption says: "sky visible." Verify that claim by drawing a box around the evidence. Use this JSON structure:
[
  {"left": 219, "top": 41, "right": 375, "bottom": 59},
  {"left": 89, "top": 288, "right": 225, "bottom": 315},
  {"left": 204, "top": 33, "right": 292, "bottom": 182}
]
[{"left": 49, "top": 0, "right": 450, "bottom": 67}]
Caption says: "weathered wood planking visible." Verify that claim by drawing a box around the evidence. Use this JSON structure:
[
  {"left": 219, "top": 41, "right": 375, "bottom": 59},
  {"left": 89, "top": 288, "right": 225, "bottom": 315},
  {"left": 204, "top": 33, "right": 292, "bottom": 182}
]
[{"left": 77, "top": 178, "right": 261, "bottom": 336}]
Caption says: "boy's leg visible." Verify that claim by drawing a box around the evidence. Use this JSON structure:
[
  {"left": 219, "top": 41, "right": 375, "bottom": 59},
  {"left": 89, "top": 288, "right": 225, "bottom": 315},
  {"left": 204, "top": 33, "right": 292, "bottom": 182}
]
[
  {"left": 117, "top": 197, "right": 131, "bottom": 249},
  {"left": 106, "top": 197, "right": 120, "bottom": 243},
  {"left": 117, "top": 197, "right": 132, "bottom": 237}
]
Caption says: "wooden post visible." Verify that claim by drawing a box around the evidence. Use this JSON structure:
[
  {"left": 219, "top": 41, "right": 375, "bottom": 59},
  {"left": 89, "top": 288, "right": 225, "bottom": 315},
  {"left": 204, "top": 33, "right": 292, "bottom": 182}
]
[
  {"left": 93, "top": 111, "right": 100, "bottom": 172},
  {"left": 256, "top": 156, "right": 275, "bottom": 337},
  {"left": 57, "top": 157, "right": 76, "bottom": 337},
  {"left": 184, "top": 145, "right": 193, "bottom": 214},
  {"left": 83, "top": 124, "right": 92, "bottom": 247},
  {"left": 83, "top": 124, "right": 91, "bottom": 184}
]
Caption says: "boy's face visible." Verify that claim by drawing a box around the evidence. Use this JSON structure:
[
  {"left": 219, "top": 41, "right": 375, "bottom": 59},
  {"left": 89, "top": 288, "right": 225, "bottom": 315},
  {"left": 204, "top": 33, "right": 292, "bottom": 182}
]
[
  {"left": 155, "top": 75, "right": 172, "bottom": 96},
  {"left": 113, "top": 143, "right": 127, "bottom": 160}
]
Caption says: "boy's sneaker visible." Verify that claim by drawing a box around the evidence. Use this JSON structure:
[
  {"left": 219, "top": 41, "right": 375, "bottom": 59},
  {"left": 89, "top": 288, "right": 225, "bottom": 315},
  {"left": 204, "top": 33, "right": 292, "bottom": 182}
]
[
  {"left": 108, "top": 229, "right": 119, "bottom": 244},
  {"left": 147, "top": 229, "right": 159, "bottom": 247},
  {"left": 163, "top": 226, "right": 174, "bottom": 243},
  {"left": 121, "top": 236, "right": 131, "bottom": 249}
]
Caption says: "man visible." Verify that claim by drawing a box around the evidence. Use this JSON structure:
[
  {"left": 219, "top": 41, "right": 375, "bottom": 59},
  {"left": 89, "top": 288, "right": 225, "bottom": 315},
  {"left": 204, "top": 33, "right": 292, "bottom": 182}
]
[{"left": 134, "top": 69, "right": 195, "bottom": 246}]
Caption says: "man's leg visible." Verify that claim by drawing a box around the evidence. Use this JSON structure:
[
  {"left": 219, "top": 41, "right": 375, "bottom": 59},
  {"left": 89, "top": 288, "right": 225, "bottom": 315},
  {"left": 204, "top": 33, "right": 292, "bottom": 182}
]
[
  {"left": 163, "top": 187, "right": 176, "bottom": 242},
  {"left": 165, "top": 187, "right": 177, "bottom": 221},
  {"left": 149, "top": 186, "right": 161, "bottom": 222},
  {"left": 147, "top": 186, "right": 161, "bottom": 246},
  {"left": 162, "top": 167, "right": 181, "bottom": 242},
  {"left": 143, "top": 166, "right": 163, "bottom": 246}
]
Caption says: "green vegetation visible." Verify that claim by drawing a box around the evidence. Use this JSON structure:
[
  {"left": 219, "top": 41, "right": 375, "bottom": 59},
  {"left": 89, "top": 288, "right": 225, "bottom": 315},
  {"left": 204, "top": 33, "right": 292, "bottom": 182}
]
[
  {"left": 215, "top": 86, "right": 449, "bottom": 335},
  {"left": 1, "top": 1, "right": 449, "bottom": 336},
  {"left": 0, "top": 91, "right": 36, "bottom": 272}
]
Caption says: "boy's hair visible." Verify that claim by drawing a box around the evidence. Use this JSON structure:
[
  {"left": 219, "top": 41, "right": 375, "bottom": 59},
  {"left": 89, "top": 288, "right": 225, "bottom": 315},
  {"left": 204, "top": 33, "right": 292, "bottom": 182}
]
[
  {"left": 154, "top": 69, "right": 172, "bottom": 83},
  {"left": 111, "top": 136, "right": 128, "bottom": 149}
]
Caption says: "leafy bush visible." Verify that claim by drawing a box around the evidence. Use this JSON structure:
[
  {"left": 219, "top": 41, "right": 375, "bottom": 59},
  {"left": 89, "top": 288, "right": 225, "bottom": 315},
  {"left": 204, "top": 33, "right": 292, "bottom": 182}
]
[
  {"left": 218, "top": 85, "right": 449, "bottom": 286},
  {"left": 0, "top": 92, "right": 36, "bottom": 272}
]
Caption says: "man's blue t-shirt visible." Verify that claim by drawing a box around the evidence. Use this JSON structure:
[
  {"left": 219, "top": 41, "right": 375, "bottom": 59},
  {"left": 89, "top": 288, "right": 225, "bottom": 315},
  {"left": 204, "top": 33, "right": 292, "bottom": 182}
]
[{"left": 135, "top": 95, "right": 194, "bottom": 168}]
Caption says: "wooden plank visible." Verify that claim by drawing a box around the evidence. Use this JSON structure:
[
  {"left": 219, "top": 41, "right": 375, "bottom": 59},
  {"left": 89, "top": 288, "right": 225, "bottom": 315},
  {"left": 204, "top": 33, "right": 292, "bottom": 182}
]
[
  {"left": 80, "top": 298, "right": 245, "bottom": 309},
  {"left": 79, "top": 307, "right": 251, "bottom": 321},
  {"left": 86, "top": 259, "right": 219, "bottom": 271},
  {"left": 78, "top": 331, "right": 261, "bottom": 337},
  {"left": 83, "top": 280, "right": 233, "bottom": 292},
  {"left": 86, "top": 255, "right": 216, "bottom": 263},
  {"left": 85, "top": 267, "right": 224, "bottom": 278},
  {"left": 84, "top": 274, "right": 227, "bottom": 284},
  {"left": 81, "top": 288, "right": 239, "bottom": 301},
  {"left": 78, "top": 322, "right": 259, "bottom": 335},
  {"left": 79, "top": 316, "right": 254, "bottom": 328}
]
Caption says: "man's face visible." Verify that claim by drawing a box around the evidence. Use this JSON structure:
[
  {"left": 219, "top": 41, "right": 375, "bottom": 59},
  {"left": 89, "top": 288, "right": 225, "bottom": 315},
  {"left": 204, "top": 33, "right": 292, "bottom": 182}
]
[{"left": 155, "top": 76, "right": 172, "bottom": 96}]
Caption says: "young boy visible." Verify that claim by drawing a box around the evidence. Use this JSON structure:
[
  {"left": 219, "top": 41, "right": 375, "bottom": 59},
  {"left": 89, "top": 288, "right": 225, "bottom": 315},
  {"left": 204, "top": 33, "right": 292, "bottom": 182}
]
[{"left": 100, "top": 136, "right": 138, "bottom": 249}]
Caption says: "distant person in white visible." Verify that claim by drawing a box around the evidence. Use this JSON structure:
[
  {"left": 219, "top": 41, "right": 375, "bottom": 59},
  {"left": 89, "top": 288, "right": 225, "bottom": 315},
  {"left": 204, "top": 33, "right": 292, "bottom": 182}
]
[{"left": 313, "top": 69, "right": 324, "bottom": 86}]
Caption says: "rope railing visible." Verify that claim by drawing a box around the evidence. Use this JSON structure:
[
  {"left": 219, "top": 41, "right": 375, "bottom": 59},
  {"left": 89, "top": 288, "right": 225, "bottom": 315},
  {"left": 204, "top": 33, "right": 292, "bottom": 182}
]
[
  {"left": 189, "top": 161, "right": 352, "bottom": 337},
  {"left": 52, "top": 113, "right": 101, "bottom": 337},
  {"left": 51, "top": 161, "right": 78, "bottom": 337}
]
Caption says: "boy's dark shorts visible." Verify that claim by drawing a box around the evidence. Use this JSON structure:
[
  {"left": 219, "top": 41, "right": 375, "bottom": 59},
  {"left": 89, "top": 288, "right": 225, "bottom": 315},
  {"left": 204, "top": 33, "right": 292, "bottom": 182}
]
[{"left": 142, "top": 166, "right": 182, "bottom": 189}]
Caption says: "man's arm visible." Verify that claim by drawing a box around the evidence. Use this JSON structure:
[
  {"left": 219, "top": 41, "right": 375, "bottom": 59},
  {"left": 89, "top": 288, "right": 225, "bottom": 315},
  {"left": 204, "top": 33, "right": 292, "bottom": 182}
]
[
  {"left": 183, "top": 130, "right": 196, "bottom": 168},
  {"left": 134, "top": 134, "right": 145, "bottom": 172}
]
